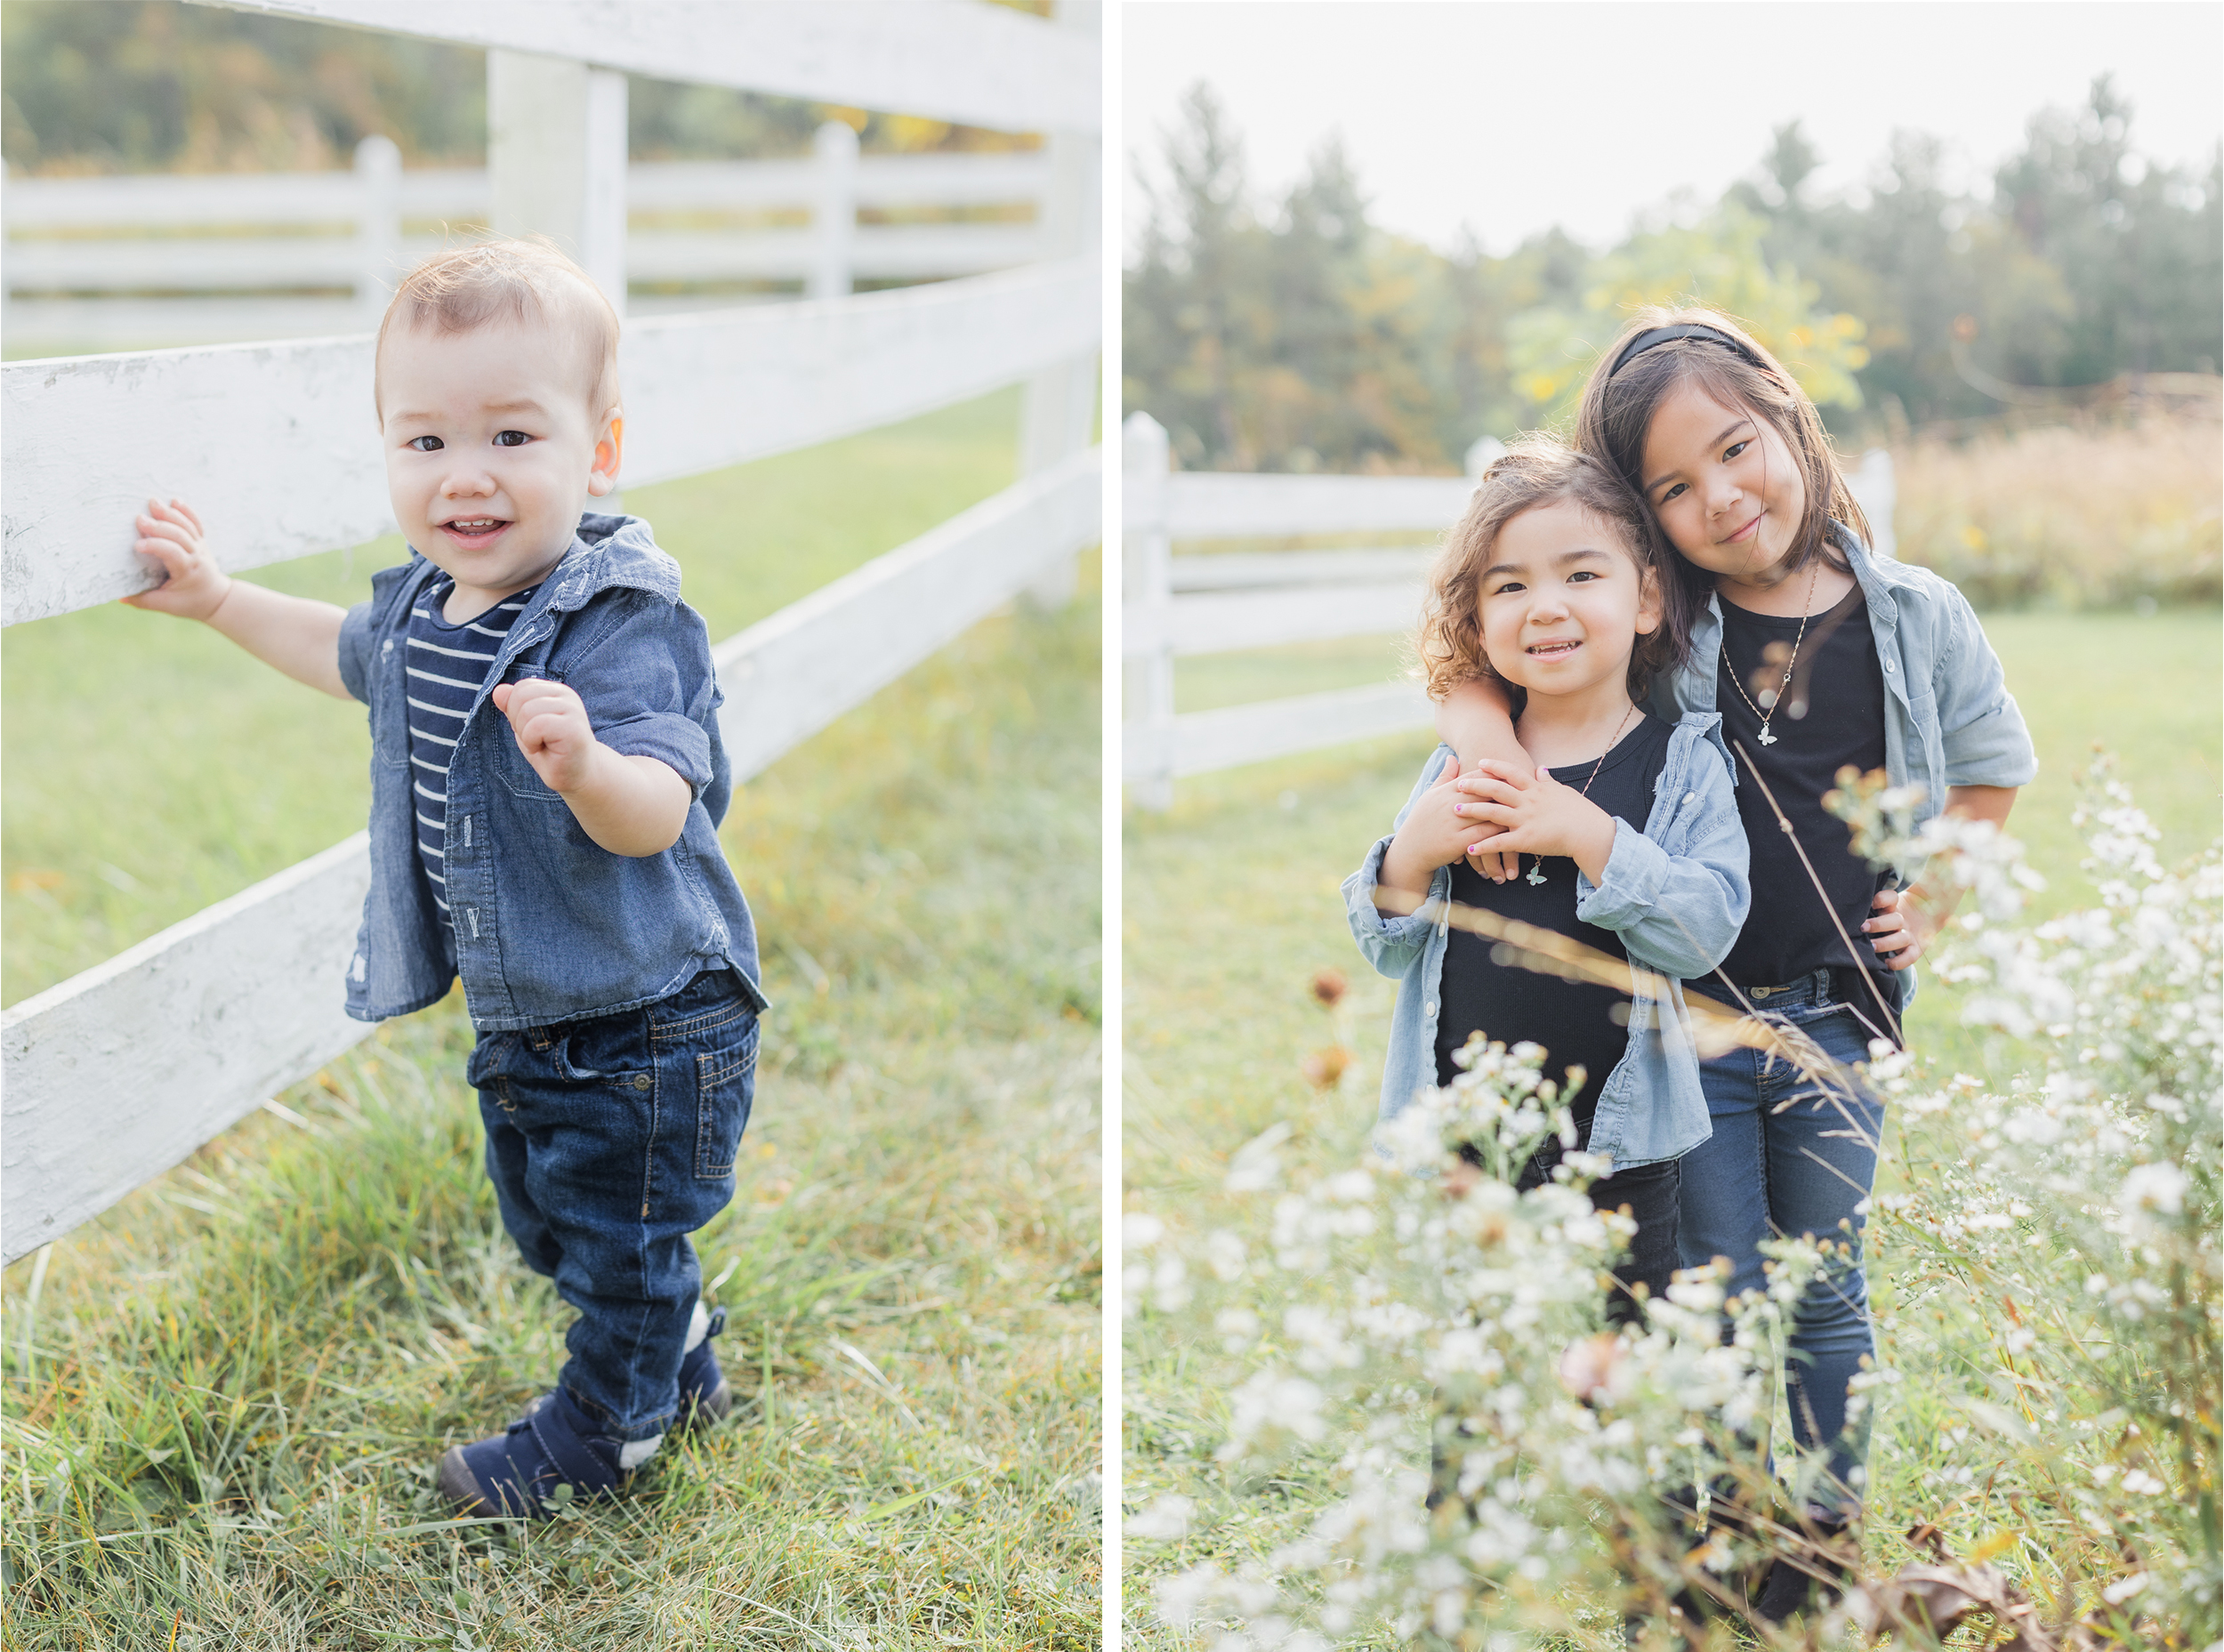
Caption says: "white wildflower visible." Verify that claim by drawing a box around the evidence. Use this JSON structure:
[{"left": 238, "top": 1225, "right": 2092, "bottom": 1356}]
[{"left": 1127, "top": 1494, "right": 1197, "bottom": 1541}]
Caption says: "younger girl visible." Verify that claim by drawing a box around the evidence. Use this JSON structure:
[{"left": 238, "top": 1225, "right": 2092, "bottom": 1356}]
[
  {"left": 1436, "top": 310, "right": 2035, "bottom": 1621},
  {"left": 1344, "top": 438, "right": 1748, "bottom": 1320}
]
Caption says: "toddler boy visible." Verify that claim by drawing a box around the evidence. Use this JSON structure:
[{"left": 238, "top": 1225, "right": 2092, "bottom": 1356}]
[{"left": 125, "top": 238, "right": 768, "bottom": 1517}]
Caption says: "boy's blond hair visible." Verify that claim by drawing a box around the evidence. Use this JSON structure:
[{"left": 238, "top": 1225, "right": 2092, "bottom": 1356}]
[
  {"left": 374, "top": 237, "right": 620, "bottom": 421},
  {"left": 1416, "top": 436, "right": 1675, "bottom": 702}
]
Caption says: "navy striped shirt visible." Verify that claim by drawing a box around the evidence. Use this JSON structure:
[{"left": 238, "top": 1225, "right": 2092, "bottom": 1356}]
[{"left": 406, "top": 576, "right": 540, "bottom": 935}]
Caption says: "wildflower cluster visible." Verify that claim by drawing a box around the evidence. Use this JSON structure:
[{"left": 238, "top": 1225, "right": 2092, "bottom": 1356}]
[
  {"left": 1125, "top": 1039, "right": 1830, "bottom": 1644},
  {"left": 1831, "top": 759, "right": 2220, "bottom": 1644},
  {"left": 1125, "top": 762, "right": 2217, "bottom": 1648}
]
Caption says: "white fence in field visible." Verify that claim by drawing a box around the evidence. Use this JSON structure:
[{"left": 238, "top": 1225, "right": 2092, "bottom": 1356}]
[
  {"left": 5, "top": 133, "right": 1063, "bottom": 351},
  {"left": 1121, "top": 411, "right": 1897, "bottom": 809},
  {"left": 0, "top": 0, "right": 1101, "bottom": 1266}
]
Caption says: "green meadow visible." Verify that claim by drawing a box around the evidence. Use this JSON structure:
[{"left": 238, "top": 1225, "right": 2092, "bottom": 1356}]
[
  {"left": 1124, "top": 606, "right": 2221, "bottom": 1642},
  {"left": 2, "top": 390, "right": 1103, "bottom": 1649}
]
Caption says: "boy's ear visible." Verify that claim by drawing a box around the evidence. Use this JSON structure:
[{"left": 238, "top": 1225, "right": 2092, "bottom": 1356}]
[{"left": 589, "top": 412, "right": 624, "bottom": 497}]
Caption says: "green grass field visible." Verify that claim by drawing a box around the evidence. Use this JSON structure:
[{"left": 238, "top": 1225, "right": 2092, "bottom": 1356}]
[
  {"left": 1124, "top": 607, "right": 2221, "bottom": 1642},
  {"left": 1, "top": 391, "right": 1104, "bottom": 1649}
]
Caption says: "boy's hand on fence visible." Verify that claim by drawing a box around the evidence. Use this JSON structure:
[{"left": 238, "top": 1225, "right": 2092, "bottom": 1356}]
[
  {"left": 123, "top": 496, "right": 231, "bottom": 621},
  {"left": 1453, "top": 762, "right": 1618, "bottom": 886},
  {"left": 491, "top": 678, "right": 600, "bottom": 794}
]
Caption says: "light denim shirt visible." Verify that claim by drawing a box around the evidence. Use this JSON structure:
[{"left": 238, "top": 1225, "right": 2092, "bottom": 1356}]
[
  {"left": 1655, "top": 527, "right": 2038, "bottom": 852},
  {"left": 1344, "top": 713, "right": 1749, "bottom": 1170},
  {"left": 1651, "top": 527, "right": 2037, "bottom": 1010},
  {"left": 336, "top": 513, "right": 768, "bottom": 1031}
]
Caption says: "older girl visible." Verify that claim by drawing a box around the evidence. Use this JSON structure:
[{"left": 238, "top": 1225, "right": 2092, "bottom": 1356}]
[
  {"left": 1346, "top": 438, "right": 1748, "bottom": 1323},
  {"left": 1436, "top": 309, "right": 2035, "bottom": 1622}
]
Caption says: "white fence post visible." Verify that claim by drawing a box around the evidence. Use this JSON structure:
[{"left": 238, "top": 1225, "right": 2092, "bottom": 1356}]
[
  {"left": 809, "top": 120, "right": 860, "bottom": 302},
  {"left": 1849, "top": 447, "right": 1897, "bottom": 560},
  {"left": 1464, "top": 433, "right": 1505, "bottom": 478},
  {"left": 1124, "top": 412, "right": 1175, "bottom": 810},
  {"left": 488, "top": 50, "right": 629, "bottom": 317},
  {"left": 1018, "top": 0, "right": 1102, "bottom": 608},
  {"left": 353, "top": 134, "right": 402, "bottom": 329}
]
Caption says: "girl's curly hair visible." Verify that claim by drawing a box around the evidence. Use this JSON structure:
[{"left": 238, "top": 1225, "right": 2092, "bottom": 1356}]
[{"left": 1416, "top": 436, "right": 1685, "bottom": 703}]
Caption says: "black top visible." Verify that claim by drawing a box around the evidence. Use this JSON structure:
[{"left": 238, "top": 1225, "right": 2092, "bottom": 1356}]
[
  {"left": 1692, "top": 581, "right": 1895, "bottom": 1003},
  {"left": 1434, "top": 713, "right": 1676, "bottom": 1136}
]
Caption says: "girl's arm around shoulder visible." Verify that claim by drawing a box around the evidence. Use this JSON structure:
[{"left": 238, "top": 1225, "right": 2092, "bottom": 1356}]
[{"left": 1572, "top": 720, "right": 1750, "bottom": 979}]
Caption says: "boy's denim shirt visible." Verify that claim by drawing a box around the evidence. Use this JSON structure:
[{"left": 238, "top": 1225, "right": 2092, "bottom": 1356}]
[
  {"left": 1652, "top": 524, "right": 2039, "bottom": 1007},
  {"left": 336, "top": 512, "right": 768, "bottom": 1031},
  {"left": 1342, "top": 713, "right": 1749, "bottom": 1171}
]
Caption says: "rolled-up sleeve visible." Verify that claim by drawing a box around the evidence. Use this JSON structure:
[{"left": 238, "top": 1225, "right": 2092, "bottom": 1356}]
[
  {"left": 1574, "top": 734, "right": 1749, "bottom": 978},
  {"left": 1343, "top": 746, "right": 1456, "bottom": 978},
  {"left": 1344, "top": 837, "right": 1446, "bottom": 979},
  {"left": 336, "top": 598, "right": 376, "bottom": 705},
  {"left": 547, "top": 589, "right": 719, "bottom": 799},
  {"left": 1934, "top": 588, "right": 2038, "bottom": 788}
]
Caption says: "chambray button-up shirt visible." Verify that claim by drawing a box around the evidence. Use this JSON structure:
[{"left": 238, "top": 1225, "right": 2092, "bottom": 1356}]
[
  {"left": 1652, "top": 525, "right": 2039, "bottom": 1007},
  {"left": 1345, "top": 713, "right": 1750, "bottom": 1171},
  {"left": 336, "top": 514, "right": 768, "bottom": 1032},
  {"left": 1658, "top": 525, "right": 2036, "bottom": 841}
]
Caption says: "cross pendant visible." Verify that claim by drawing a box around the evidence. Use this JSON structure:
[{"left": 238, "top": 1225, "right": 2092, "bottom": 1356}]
[{"left": 1756, "top": 726, "right": 1779, "bottom": 745}]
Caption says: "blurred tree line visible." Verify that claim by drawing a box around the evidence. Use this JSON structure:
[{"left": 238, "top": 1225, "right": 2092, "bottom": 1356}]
[
  {"left": 1125, "top": 80, "right": 2222, "bottom": 472},
  {"left": 0, "top": 0, "right": 1041, "bottom": 178}
]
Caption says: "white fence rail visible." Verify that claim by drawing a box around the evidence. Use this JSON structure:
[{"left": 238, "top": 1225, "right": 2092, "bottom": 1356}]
[
  {"left": 1122, "top": 412, "right": 1898, "bottom": 808},
  {"left": 5, "top": 139, "right": 1060, "bottom": 351},
  {"left": 2, "top": 0, "right": 1100, "bottom": 1266},
  {"left": 212, "top": 0, "right": 1100, "bottom": 136}
]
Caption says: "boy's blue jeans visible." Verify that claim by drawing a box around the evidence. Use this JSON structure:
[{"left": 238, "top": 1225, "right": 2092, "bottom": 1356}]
[
  {"left": 1678, "top": 971, "right": 1887, "bottom": 1519},
  {"left": 467, "top": 970, "right": 760, "bottom": 1443}
]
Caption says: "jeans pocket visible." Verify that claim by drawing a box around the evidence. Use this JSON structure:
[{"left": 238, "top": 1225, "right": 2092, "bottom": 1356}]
[
  {"left": 693, "top": 1021, "right": 759, "bottom": 1181},
  {"left": 466, "top": 1029, "right": 520, "bottom": 1092}
]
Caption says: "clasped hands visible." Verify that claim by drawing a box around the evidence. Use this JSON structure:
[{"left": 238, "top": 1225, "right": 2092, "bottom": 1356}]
[
  {"left": 1379, "top": 757, "right": 1616, "bottom": 901},
  {"left": 1446, "top": 749, "right": 1939, "bottom": 969}
]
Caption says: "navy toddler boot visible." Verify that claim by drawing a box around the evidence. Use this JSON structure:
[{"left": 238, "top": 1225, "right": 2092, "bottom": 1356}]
[{"left": 437, "top": 1386, "right": 643, "bottom": 1518}]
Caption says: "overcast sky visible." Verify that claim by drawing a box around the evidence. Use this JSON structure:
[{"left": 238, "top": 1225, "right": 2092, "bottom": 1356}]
[{"left": 1120, "top": 2, "right": 2224, "bottom": 257}]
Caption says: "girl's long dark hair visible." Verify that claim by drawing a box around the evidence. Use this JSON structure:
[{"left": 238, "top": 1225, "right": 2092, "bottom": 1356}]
[{"left": 1575, "top": 307, "right": 1873, "bottom": 632}]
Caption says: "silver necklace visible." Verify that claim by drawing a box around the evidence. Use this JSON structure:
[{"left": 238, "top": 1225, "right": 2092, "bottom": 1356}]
[
  {"left": 1523, "top": 701, "right": 1640, "bottom": 886},
  {"left": 1723, "top": 556, "right": 1820, "bottom": 746}
]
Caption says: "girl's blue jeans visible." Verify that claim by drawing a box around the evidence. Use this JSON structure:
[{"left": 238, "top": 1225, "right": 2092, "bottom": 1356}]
[
  {"left": 467, "top": 970, "right": 760, "bottom": 1443},
  {"left": 1678, "top": 971, "right": 1887, "bottom": 1519}
]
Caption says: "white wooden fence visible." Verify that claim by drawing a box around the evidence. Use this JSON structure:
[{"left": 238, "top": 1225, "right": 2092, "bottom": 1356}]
[
  {"left": 1, "top": 0, "right": 1101, "bottom": 1267},
  {"left": 4, "top": 136, "right": 1063, "bottom": 351},
  {"left": 1122, "top": 411, "right": 1897, "bottom": 809}
]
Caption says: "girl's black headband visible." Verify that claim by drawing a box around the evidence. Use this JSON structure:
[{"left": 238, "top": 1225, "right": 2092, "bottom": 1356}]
[{"left": 1608, "top": 322, "right": 1764, "bottom": 379}]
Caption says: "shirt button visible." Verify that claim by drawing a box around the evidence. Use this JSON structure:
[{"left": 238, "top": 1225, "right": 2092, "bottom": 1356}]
[
  {"left": 1684, "top": 791, "right": 1697, "bottom": 805},
  {"left": 1884, "top": 659, "right": 1897, "bottom": 673},
  {"left": 633, "top": 1075, "right": 653, "bottom": 1092},
  {"left": 1424, "top": 1002, "right": 1436, "bottom": 1018}
]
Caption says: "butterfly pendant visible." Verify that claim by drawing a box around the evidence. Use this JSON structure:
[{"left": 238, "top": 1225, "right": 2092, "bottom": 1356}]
[
  {"left": 1756, "top": 727, "right": 1779, "bottom": 745},
  {"left": 1524, "top": 860, "right": 1548, "bottom": 886}
]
